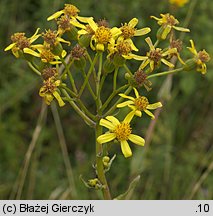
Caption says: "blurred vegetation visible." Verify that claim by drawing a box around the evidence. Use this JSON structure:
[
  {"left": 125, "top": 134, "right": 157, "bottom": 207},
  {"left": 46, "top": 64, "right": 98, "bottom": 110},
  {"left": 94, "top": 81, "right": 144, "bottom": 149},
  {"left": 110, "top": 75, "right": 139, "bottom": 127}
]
[{"left": 0, "top": 0, "right": 212, "bottom": 199}]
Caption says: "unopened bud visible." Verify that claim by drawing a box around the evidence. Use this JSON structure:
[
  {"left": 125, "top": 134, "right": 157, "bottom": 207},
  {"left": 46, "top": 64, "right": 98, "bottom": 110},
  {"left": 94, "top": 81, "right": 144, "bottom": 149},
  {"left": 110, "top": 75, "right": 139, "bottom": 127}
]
[
  {"left": 183, "top": 59, "right": 197, "bottom": 71},
  {"left": 103, "top": 59, "right": 115, "bottom": 73}
]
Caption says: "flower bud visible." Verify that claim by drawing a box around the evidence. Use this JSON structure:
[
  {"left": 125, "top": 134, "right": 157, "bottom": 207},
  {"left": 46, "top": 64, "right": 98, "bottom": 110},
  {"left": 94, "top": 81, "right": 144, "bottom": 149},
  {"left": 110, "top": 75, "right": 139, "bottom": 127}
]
[
  {"left": 183, "top": 59, "right": 197, "bottom": 71},
  {"left": 112, "top": 53, "right": 126, "bottom": 67},
  {"left": 51, "top": 43, "right": 63, "bottom": 56},
  {"left": 103, "top": 59, "right": 115, "bottom": 73},
  {"left": 66, "top": 26, "right": 78, "bottom": 41},
  {"left": 157, "top": 26, "right": 170, "bottom": 40},
  {"left": 79, "top": 34, "right": 92, "bottom": 48}
]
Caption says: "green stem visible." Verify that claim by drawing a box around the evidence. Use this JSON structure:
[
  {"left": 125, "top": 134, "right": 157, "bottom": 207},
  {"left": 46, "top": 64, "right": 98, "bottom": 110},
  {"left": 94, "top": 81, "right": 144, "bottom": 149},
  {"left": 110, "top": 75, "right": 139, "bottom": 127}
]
[
  {"left": 27, "top": 62, "right": 41, "bottom": 76},
  {"left": 147, "top": 68, "right": 183, "bottom": 79},
  {"left": 154, "top": 39, "right": 160, "bottom": 47},
  {"left": 86, "top": 51, "right": 97, "bottom": 81},
  {"left": 95, "top": 122, "right": 112, "bottom": 200},
  {"left": 80, "top": 69, "right": 96, "bottom": 100},
  {"left": 96, "top": 53, "right": 103, "bottom": 110},
  {"left": 124, "top": 64, "right": 133, "bottom": 76},
  {"left": 76, "top": 99, "right": 96, "bottom": 121},
  {"left": 60, "top": 59, "right": 74, "bottom": 78},
  {"left": 60, "top": 85, "right": 77, "bottom": 98},
  {"left": 62, "top": 89, "right": 95, "bottom": 127},
  {"left": 79, "top": 54, "right": 98, "bottom": 98},
  {"left": 61, "top": 58, "right": 78, "bottom": 93},
  {"left": 113, "top": 67, "right": 119, "bottom": 91},
  {"left": 100, "top": 84, "right": 129, "bottom": 112},
  {"left": 104, "top": 86, "right": 132, "bottom": 117}
]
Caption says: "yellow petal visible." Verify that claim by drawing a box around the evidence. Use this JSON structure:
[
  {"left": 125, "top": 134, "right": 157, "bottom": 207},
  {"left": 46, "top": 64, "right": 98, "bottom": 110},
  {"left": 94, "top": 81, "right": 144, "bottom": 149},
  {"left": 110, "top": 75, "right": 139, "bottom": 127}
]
[
  {"left": 150, "top": 15, "right": 160, "bottom": 21},
  {"left": 162, "top": 48, "right": 177, "bottom": 56},
  {"left": 120, "top": 140, "right": 132, "bottom": 158},
  {"left": 134, "top": 27, "right": 151, "bottom": 36},
  {"left": 147, "top": 102, "right": 162, "bottom": 110},
  {"left": 123, "top": 53, "right": 147, "bottom": 61},
  {"left": 127, "top": 39, "right": 138, "bottom": 51},
  {"left": 139, "top": 59, "right": 150, "bottom": 70},
  {"left": 47, "top": 10, "right": 64, "bottom": 21},
  {"left": 145, "top": 37, "right": 155, "bottom": 50},
  {"left": 4, "top": 43, "right": 16, "bottom": 51},
  {"left": 88, "top": 18, "right": 98, "bottom": 32},
  {"left": 173, "top": 26, "right": 190, "bottom": 32},
  {"left": 100, "top": 119, "right": 116, "bottom": 130},
  {"left": 78, "top": 29, "right": 88, "bottom": 35},
  {"left": 144, "top": 109, "right": 155, "bottom": 119},
  {"left": 119, "top": 93, "right": 135, "bottom": 101},
  {"left": 123, "top": 111, "right": 135, "bottom": 123},
  {"left": 77, "top": 16, "right": 94, "bottom": 23},
  {"left": 133, "top": 87, "right": 139, "bottom": 98},
  {"left": 97, "top": 133, "right": 116, "bottom": 144},
  {"left": 161, "top": 58, "right": 174, "bottom": 68},
  {"left": 57, "top": 37, "right": 71, "bottom": 45},
  {"left": 39, "top": 86, "right": 46, "bottom": 97},
  {"left": 53, "top": 91, "right": 65, "bottom": 107},
  {"left": 23, "top": 48, "right": 40, "bottom": 57},
  {"left": 106, "top": 116, "right": 120, "bottom": 126},
  {"left": 187, "top": 40, "right": 197, "bottom": 55},
  {"left": 70, "top": 20, "right": 86, "bottom": 29},
  {"left": 96, "top": 43, "right": 105, "bottom": 52},
  {"left": 110, "top": 27, "right": 122, "bottom": 38},
  {"left": 135, "top": 110, "right": 142, "bottom": 117},
  {"left": 128, "top": 134, "right": 145, "bottom": 146},
  {"left": 44, "top": 94, "right": 54, "bottom": 105},
  {"left": 150, "top": 60, "right": 155, "bottom": 71},
  {"left": 54, "top": 80, "right": 61, "bottom": 87},
  {"left": 161, "top": 26, "right": 172, "bottom": 40},
  {"left": 61, "top": 50, "right": 67, "bottom": 58},
  {"left": 117, "top": 101, "right": 134, "bottom": 108},
  {"left": 128, "top": 18, "right": 138, "bottom": 28},
  {"left": 29, "top": 28, "right": 40, "bottom": 43}
]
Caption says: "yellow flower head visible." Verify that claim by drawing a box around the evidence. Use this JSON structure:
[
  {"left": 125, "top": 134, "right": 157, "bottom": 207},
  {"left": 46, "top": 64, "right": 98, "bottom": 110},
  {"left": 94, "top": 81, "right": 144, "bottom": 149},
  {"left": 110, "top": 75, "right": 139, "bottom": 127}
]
[
  {"left": 140, "top": 37, "right": 177, "bottom": 71},
  {"left": 169, "top": 0, "right": 189, "bottom": 7},
  {"left": 42, "top": 29, "right": 71, "bottom": 47},
  {"left": 117, "top": 88, "right": 162, "bottom": 119},
  {"left": 187, "top": 40, "right": 210, "bottom": 74},
  {"left": 151, "top": 13, "right": 190, "bottom": 40},
  {"left": 47, "top": 4, "right": 92, "bottom": 24},
  {"left": 39, "top": 78, "right": 65, "bottom": 107},
  {"left": 107, "top": 38, "right": 147, "bottom": 61},
  {"left": 4, "top": 28, "right": 40, "bottom": 58},
  {"left": 97, "top": 112, "right": 145, "bottom": 158},
  {"left": 77, "top": 18, "right": 122, "bottom": 51},
  {"left": 23, "top": 44, "right": 67, "bottom": 65},
  {"left": 120, "top": 18, "right": 151, "bottom": 40}
]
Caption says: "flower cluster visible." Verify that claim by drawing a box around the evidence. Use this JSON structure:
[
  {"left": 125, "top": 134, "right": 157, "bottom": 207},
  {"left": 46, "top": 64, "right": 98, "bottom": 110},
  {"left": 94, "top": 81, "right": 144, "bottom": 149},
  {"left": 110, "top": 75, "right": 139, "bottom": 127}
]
[{"left": 5, "top": 4, "right": 210, "bottom": 160}]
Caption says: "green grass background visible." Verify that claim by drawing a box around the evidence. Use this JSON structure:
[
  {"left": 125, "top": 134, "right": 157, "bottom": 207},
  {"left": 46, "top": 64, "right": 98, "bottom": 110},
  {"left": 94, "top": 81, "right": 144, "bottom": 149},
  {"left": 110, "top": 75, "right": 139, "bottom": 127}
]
[{"left": 0, "top": 0, "right": 212, "bottom": 199}]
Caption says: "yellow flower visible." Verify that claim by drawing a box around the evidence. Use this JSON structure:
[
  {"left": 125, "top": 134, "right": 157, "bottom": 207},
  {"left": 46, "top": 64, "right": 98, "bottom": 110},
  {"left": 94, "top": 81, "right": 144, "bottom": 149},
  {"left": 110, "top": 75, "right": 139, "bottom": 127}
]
[
  {"left": 187, "top": 40, "right": 210, "bottom": 74},
  {"left": 169, "top": 0, "right": 189, "bottom": 7},
  {"left": 118, "top": 18, "right": 151, "bottom": 52},
  {"left": 39, "top": 78, "right": 65, "bottom": 107},
  {"left": 120, "top": 18, "right": 151, "bottom": 40},
  {"left": 140, "top": 37, "right": 177, "bottom": 71},
  {"left": 97, "top": 112, "right": 145, "bottom": 158},
  {"left": 42, "top": 29, "right": 70, "bottom": 47},
  {"left": 117, "top": 88, "right": 162, "bottom": 119},
  {"left": 78, "top": 18, "right": 122, "bottom": 51},
  {"left": 107, "top": 39, "right": 147, "bottom": 61},
  {"left": 4, "top": 28, "right": 40, "bottom": 58},
  {"left": 23, "top": 44, "right": 67, "bottom": 65},
  {"left": 47, "top": 4, "right": 91, "bottom": 24},
  {"left": 151, "top": 13, "right": 190, "bottom": 40}
]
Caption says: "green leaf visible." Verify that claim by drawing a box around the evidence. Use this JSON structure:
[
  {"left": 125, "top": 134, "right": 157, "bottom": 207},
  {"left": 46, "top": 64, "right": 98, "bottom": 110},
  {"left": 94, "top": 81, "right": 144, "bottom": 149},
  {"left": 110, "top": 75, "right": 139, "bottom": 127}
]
[{"left": 114, "top": 175, "right": 141, "bottom": 200}]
